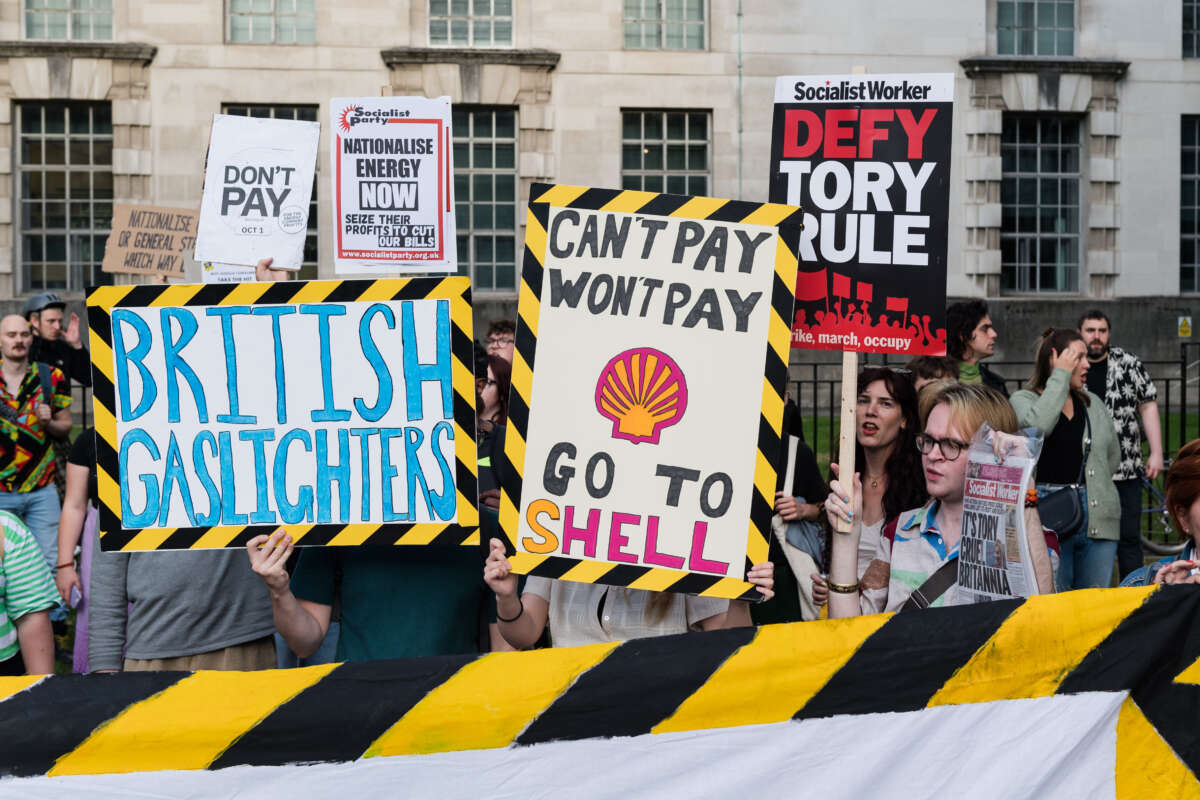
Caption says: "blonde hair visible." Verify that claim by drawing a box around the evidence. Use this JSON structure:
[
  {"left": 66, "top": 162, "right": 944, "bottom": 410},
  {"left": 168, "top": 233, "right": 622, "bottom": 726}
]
[
  {"left": 922, "top": 383, "right": 1018, "bottom": 439},
  {"left": 917, "top": 379, "right": 958, "bottom": 425}
]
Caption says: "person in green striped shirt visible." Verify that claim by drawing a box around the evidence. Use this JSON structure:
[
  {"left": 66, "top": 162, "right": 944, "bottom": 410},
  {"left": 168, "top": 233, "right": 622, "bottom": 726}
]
[{"left": 0, "top": 510, "right": 57, "bottom": 674}]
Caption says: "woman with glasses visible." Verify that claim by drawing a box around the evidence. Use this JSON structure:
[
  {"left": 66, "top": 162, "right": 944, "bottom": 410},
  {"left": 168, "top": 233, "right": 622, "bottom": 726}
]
[
  {"left": 813, "top": 368, "right": 927, "bottom": 607},
  {"left": 825, "top": 383, "right": 1052, "bottom": 615},
  {"left": 1011, "top": 328, "right": 1120, "bottom": 591}
]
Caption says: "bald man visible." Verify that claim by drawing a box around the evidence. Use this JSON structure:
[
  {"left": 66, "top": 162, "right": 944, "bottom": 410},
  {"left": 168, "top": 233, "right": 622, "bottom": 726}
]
[{"left": 0, "top": 314, "right": 72, "bottom": 584}]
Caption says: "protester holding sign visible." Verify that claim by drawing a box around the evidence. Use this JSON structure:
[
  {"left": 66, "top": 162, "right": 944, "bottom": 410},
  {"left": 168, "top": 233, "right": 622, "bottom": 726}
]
[
  {"left": 826, "top": 383, "right": 1051, "bottom": 615},
  {"left": 483, "top": 539, "right": 774, "bottom": 648},
  {"left": 812, "top": 368, "right": 926, "bottom": 607},
  {"left": 248, "top": 530, "right": 503, "bottom": 660},
  {"left": 1121, "top": 438, "right": 1200, "bottom": 587},
  {"left": 1011, "top": 329, "right": 1120, "bottom": 591}
]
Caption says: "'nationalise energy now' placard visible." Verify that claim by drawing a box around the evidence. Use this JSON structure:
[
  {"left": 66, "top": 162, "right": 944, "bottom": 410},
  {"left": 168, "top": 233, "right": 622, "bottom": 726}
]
[
  {"left": 331, "top": 97, "right": 457, "bottom": 275},
  {"left": 87, "top": 278, "right": 479, "bottom": 551},
  {"left": 498, "top": 184, "right": 801, "bottom": 600}
]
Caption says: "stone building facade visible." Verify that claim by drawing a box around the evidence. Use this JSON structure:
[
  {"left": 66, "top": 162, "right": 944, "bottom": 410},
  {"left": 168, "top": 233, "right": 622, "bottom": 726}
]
[{"left": 0, "top": 1, "right": 1196, "bottom": 359}]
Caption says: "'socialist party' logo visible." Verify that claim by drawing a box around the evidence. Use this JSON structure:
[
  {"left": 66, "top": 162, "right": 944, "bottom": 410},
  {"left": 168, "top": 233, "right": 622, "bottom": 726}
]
[
  {"left": 595, "top": 347, "right": 687, "bottom": 445},
  {"left": 338, "top": 105, "right": 412, "bottom": 133}
]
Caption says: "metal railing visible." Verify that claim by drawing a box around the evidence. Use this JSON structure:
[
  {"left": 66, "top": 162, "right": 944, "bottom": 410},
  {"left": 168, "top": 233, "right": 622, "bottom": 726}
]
[{"left": 788, "top": 345, "right": 1200, "bottom": 547}]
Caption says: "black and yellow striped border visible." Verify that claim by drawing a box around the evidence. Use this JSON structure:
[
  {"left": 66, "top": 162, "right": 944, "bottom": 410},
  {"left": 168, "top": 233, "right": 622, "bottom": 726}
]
[
  {"left": 1, "top": 586, "right": 1197, "bottom": 793},
  {"left": 497, "top": 184, "right": 802, "bottom": 601},
  {"left": 85, "top": 277, "right": 480, "bottom": 551}
]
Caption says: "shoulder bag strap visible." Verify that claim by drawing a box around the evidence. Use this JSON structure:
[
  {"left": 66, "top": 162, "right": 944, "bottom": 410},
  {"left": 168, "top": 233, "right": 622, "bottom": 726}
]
[
  {"left": 1075, "top": 410, "right": 1091, "bottom": 486},
  {"left": 35, "top": 362, "right": 52, "bottom": 404},
  {"left": 899, "top": 558, "right": 959, "bottom": 612}
]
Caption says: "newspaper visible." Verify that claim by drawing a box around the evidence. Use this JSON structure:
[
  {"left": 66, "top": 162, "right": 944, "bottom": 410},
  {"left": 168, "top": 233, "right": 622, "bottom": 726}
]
[{"left": 959, "top": 424, "right": 1044, "bottom": 603}]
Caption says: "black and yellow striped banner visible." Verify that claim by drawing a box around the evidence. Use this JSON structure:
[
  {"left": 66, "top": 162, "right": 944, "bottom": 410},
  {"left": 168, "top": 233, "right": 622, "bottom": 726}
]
[
  {"left": 86, "top": 277, "right": 480, "bottom": 551},
  {"left": 1, "top": 586, "right": 1197, "bottom": 792},
  {"left": 497, "top": 184, "right": 803, "bottom": 601}
]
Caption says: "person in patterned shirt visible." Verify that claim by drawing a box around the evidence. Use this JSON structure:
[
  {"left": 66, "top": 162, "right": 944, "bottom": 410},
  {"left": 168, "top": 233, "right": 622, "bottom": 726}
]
[
  {"left": 1078, "top": 310, "right": 1164, "bottom": 580},
  {"left": 0, "top": 315, "right": 72, "bottom": 584}
]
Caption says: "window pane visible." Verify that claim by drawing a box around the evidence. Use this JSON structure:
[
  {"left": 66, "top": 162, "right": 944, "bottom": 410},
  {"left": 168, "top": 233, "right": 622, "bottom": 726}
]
[
  {"left": 455, "top": 108, "right": 518, "bottom": 293},
  {"left": 625, "top": 0, "right": 703, "bottom": 49},
  {"left": 621, "top": 109, "right": 711, "bottom": 204},
  {"left": 1000, "top": 113, "right": 1079, "bottom": 293}
]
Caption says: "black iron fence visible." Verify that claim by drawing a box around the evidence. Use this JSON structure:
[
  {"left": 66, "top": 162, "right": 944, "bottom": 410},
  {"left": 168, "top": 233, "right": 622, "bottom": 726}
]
[
  {"left": 789, "top": 344, "right": 1200, "bottom": 545},
  {"left": 791, "top": 345, "right": 1200, "bottom": 466}
]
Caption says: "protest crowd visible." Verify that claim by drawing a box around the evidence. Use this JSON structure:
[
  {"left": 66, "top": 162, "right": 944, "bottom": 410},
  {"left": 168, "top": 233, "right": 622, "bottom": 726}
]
[{"left": 0, "top": 279, "right": 1193, "bottom": 677}]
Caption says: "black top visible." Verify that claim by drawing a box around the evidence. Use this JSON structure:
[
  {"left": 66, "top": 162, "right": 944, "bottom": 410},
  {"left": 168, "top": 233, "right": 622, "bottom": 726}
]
[
  {"left": 67, "top": 426, "right": 97, "bottom": 505},
  {"left": 979, "top": 363, "right": 1009, "bottom": 398},
  {"left": 1086, "top": 356, "right": 1107, "bottom": 399},
  {"left": 30, "top": 335, "right": 91, "bottom": 388},
  {"left": 1038, "top": 409, "right": 1085, "bottom": 484},
  {"left": 775, "top": 399, "right": 827, "bottom": 501}
]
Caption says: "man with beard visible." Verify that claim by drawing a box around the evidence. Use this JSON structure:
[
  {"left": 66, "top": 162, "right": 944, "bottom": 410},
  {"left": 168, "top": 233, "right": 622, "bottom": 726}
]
[
  {"left": 23, "top": 293, "right": 91, "bottom": 388},
  {"left": 1078, "top": 309, "right": 1163, "bottom": 580},
  {"left": 0, "top": 316, "right": 72, "bottom": 582}
]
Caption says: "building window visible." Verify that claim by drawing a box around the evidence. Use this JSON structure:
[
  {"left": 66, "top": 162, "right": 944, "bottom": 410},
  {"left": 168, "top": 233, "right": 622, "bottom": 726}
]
[
  {"left": 1182, "top": 117, "right": 1200, "bottom": 292},
  {"left": 1186, "top": 0, "right": 1200, "bottom": 58},
  {"left": 223, "top": 105, "right": 319, "bottom": 280},
  {"left": 16, "top": 102, "right": 112, "bottom": 293},
  {"left": 228, "top": 0, "right": 315, "bottom": 44},
  {"left": 621, "top": 110, "right": 710, "bottom": 195},
  {"left": 996, "top": 0, "right": 1073, "bottom": 56},
  {"left": 453, "top": 108, "right": 517, "bottom": 293},
  {"left": 1000, "top": 116, "right": 1081, "bottom": 293},
  {"left": 624, "top": 0, "right": 705, "bottom": 50},
  {"left": 24, "top": 0, "right": 112, "bottom": 40},
  {"left": 429, "top": 0, "right": 513, "bottom": 46}
]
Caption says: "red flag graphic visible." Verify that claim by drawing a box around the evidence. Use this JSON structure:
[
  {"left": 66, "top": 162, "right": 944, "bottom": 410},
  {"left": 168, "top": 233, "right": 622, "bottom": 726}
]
[
  {"left": 856, "top": 282, "right": 874, "bottom": 303},
  {"left": 885, "top": 296, "right": 908, "bottom": 313},
  {"left": 795, "top": 269, "right": 827, "bottom": 302},
  {"left": 832, "top": 272, "right": 851, "bottom": 298}
]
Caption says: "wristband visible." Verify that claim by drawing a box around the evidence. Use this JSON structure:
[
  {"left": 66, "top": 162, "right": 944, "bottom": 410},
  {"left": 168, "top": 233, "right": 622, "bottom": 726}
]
[
  {"left": 826, "top": 578, "right": 860, "bottom": 594},
  {"left": 56, "top": 561, "right": 75, "bottom": 569},
  {"left": 497, "top": 600, "right": 524, "bottom": 623}
]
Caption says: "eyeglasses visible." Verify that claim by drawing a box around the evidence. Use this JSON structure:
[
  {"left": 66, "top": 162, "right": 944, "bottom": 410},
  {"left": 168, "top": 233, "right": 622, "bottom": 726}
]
[
  {"left": 486, "top": 337, "right": 514, "bottom": 347},
  {"left": 914, "top": 433, "right": 969, "bottom": 461}
]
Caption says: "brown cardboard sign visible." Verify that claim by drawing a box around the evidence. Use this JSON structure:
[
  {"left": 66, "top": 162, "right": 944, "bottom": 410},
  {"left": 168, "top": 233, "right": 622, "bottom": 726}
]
[{"left": 101, "top": 204, "right": 198, "bottom": 277}]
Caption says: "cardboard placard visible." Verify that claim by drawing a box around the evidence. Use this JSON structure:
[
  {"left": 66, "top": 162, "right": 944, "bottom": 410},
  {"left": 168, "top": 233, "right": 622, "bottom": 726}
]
[
  {"left": 194, "top": 114, "right": 320, "bottom": 270},
  {"left": 87, "top": 277, "right": 479, "bottom": 551},
  {"left": 330, "top": 96, "right": 457, "bottom": 274},
  {"left": 101, "top": 204, "right": 197, "bottom": 277},
  {"left": 498, "top": 184, "right": 801, "bottom": 600},
  {"left": 770, "top": 73, "right": 954, "bottom": 356}
]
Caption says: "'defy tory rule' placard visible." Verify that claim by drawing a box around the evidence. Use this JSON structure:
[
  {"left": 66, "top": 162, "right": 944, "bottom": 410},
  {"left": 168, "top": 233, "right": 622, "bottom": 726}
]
[
  {"left": 499, "top": 184, "right": 801, "bottom": 601},
  {"left": 770, "top": 73, "right": 954, "bottom": 356},
  {"left": 87, "top": 277, "right": 479, "bottom": 551},
  {"left": 194, "top": 114, "right": 320, "bottom": 270},
  {"left": 331, "top": 97, "right": 456, "bottom": 275}
]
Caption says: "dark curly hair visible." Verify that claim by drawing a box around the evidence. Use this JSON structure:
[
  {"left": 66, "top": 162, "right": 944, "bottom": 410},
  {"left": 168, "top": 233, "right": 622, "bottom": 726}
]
[
  {"left": 823, "top": 367, "right": 929, "bottom": 569},
  {"left": 946, "top": 299, "right": 990, "bottom": 361}
]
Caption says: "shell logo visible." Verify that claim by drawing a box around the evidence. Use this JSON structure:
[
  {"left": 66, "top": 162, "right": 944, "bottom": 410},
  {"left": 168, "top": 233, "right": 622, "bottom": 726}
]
[{"left": 594, "top": 347, "right": 687, "bottom": 445}]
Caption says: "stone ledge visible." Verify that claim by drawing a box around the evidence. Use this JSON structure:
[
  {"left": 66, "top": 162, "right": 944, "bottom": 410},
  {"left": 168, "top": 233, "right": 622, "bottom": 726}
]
[
  {"left": 0, "top": 41, "right": 156, "bottom": 63},
  {"left": 960, "top": 55, "right": 1129, "bottom": 79},
  {"left": 381, "top": 46, "right": 559, "bottom": 70}
]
